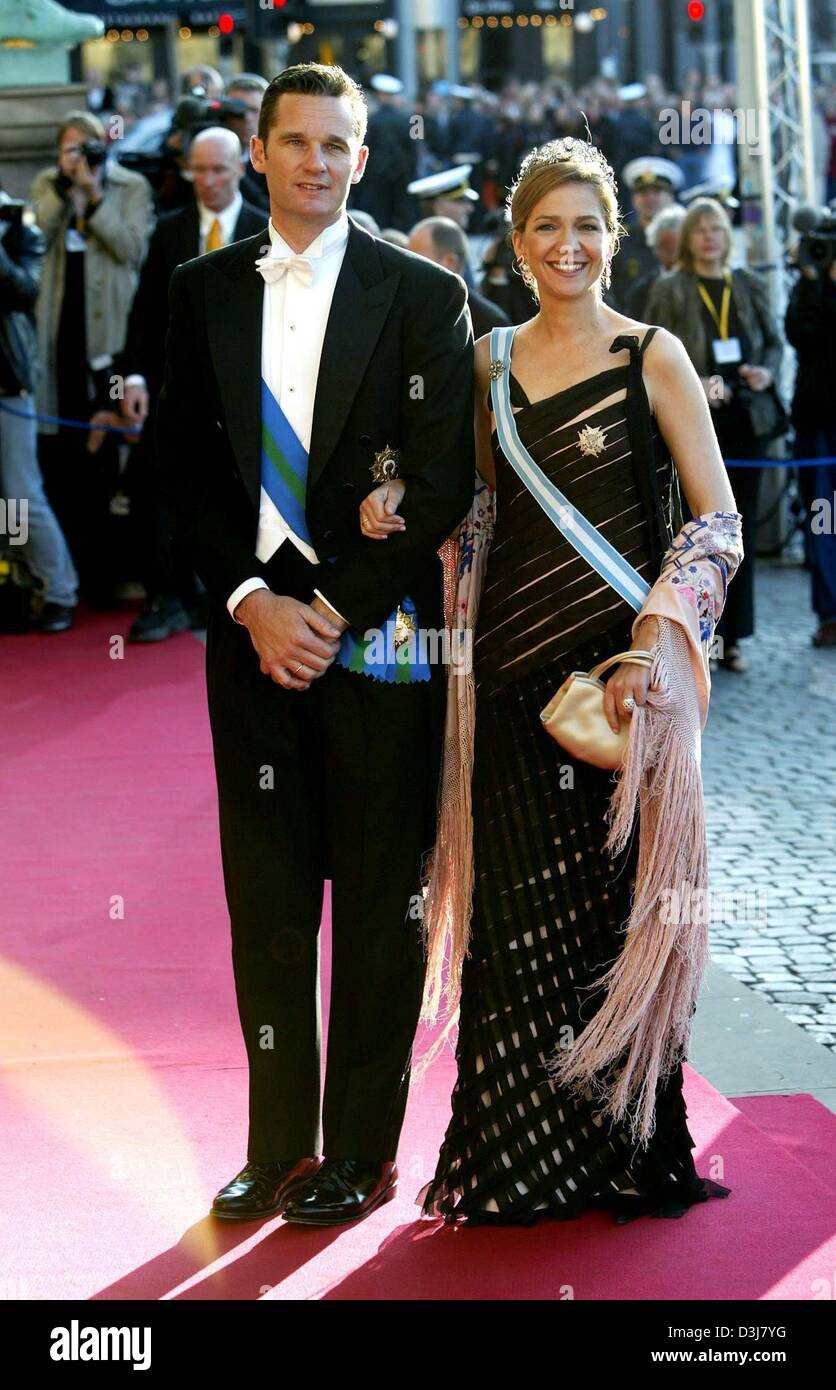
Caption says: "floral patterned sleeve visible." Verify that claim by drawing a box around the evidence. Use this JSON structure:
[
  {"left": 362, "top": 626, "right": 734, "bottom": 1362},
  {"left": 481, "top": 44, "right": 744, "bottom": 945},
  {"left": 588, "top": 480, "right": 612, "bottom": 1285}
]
[{"left": 657, "top": 510, "right": 744, "bottom": 655}]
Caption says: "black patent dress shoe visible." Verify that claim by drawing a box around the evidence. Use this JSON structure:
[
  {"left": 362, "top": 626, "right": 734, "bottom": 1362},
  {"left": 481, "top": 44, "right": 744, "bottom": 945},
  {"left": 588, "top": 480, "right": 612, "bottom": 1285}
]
[
  {"left": 211, "top": 1156, "right": 321, "bottom": 1221},
  {"left": 282, "top": 1158, "right": 398, "bottom": 1226},
  {"left": 128, "top": 595, "right": 191, "bottom": 643},
  {"left": 37, "top": 602, "right": 75, "bottom": 633}
]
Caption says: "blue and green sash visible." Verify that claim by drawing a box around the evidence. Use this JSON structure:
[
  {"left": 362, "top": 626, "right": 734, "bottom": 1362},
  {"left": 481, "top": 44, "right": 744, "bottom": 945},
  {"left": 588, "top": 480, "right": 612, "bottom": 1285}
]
[{"left": 261, "top": 378, "right": 430, "bottom": 683}]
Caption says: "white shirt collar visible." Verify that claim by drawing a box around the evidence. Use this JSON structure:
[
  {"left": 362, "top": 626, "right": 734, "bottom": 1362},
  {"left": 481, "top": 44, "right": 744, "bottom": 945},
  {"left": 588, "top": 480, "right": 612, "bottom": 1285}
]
[
  {"left": 266, "top": 211, "right": 350, "bottom": 260},
  {"left": 198, "top": 192, "right": 242, "bottom": 241}
]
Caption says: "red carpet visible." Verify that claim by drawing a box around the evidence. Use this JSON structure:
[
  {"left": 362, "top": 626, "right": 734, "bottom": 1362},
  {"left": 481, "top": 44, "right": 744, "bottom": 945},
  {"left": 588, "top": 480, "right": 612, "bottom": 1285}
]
[{"left": 3, "top": 608, "right": 835, "bottom": 1300}]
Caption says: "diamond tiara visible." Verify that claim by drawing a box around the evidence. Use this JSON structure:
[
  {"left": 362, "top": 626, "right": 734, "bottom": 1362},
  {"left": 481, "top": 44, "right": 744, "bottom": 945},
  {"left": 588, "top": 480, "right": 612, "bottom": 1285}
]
[{"left": 512, "top": 137, "right": 618, "bottom": 198}]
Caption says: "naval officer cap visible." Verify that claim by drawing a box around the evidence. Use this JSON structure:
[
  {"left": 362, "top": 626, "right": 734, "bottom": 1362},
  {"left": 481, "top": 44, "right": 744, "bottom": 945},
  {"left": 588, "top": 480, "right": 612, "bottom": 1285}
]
[
  {"left": 680, "top": 179, "right": 740, "bottom": 209},
  {"left": 369, "top": 74, "right": 403, "bottom": 95},
  {"left": 407, "top": 165, "right": 479, "bottom": 201},
  {"left": 623, "top": 156, "right": 685, "bottom": 193}
]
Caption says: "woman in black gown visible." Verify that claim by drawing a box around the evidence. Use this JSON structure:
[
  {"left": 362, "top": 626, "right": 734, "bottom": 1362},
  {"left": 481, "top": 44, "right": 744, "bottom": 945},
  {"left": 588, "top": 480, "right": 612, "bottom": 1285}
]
[{"left": 362, "top": 140, "right": 739, "bottom": 1226}]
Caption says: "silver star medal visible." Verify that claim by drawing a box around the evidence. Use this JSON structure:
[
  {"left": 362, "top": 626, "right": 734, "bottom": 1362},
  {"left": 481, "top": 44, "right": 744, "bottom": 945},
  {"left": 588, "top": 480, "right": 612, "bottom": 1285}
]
[{"left": 577, "top": 424, "right": 608, "bottom": 457}]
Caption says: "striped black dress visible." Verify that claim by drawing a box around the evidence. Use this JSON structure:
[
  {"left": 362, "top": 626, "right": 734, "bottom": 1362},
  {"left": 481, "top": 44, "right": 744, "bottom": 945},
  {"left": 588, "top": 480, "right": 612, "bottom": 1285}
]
[{"left": 417, "top": 329, "right": 732, "bottom": 1226}]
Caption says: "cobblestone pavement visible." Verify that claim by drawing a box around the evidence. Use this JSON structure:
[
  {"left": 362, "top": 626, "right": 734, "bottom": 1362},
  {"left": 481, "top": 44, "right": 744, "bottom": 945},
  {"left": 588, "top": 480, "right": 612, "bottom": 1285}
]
[{"left": 702, "top": 555, "right": 836, "bottom": 1055}]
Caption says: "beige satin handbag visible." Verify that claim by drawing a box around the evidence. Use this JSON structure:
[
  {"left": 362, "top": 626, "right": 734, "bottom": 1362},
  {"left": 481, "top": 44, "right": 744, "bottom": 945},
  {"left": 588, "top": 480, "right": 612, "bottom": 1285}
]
[{"left": 540, "top": 650, "right": 654, "bottom": 770}]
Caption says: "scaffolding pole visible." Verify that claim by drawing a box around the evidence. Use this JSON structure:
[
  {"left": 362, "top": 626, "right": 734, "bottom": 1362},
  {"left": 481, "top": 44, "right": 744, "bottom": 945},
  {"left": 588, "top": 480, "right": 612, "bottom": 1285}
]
[
  {"left": 732, "top": 0, "right": 817, "bottom": 548},
  {"left": 734, "top": 0, "right": 817, "bottom": 308}
]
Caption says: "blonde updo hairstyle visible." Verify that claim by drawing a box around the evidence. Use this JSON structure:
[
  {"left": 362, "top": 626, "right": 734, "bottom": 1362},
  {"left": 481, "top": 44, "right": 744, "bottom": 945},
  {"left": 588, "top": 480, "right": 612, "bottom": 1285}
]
[{"left": 508, "top": 138, "right": 625, "bottom": 301}]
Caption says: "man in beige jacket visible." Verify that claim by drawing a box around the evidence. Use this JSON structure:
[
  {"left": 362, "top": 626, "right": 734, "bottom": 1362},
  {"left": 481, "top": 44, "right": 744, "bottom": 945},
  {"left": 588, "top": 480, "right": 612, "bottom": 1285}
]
[{"left": 30, "top": 110, "right": 154, "bottom": 602}]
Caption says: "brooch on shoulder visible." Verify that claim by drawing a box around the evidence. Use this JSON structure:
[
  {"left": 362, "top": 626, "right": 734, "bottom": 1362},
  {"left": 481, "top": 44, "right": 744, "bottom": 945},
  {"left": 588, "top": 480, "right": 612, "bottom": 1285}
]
[
  {"left": 371, "top": 445, "right": 400, "bottom": 483},
  {"left": 488, "top": 359, "right": 504, "bottom": 380},
  {"left": 577, "top": 424, "right": 608, "bottom": 457}
]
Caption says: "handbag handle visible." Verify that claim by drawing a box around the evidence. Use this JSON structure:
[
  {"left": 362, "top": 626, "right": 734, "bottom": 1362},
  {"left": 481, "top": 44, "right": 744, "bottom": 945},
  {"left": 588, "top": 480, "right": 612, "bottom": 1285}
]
[{"left": 587, "top": 649, "right": 654, "bottom": 682}]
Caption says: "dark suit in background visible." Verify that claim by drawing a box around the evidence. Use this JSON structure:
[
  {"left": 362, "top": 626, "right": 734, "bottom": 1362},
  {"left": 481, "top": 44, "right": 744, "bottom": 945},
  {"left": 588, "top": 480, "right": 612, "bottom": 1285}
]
[
  {"left": 467, "top": 285, "right": 511, "bottom": 340},
  {"left": 118, "top": 197, "right": 266, "bottom": 620},
  {"left": 348, "top": 105, "right": 417, "bottom": 232},
  {"left": 120, "top": 197, "right": 266, "bottom": 398},
  {"left": 240, "top": 158, "right": 270, "bottom": 213}
]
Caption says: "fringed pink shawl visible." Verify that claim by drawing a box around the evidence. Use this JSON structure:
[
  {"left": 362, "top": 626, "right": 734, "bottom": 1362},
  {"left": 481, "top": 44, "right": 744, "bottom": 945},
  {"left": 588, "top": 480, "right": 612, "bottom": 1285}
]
[
  {"left": 414, "top": 475, "right": 496, "bottom": 1075},
  {"left": 416, "top": 504, "right": 744, "bottom": 1150}
]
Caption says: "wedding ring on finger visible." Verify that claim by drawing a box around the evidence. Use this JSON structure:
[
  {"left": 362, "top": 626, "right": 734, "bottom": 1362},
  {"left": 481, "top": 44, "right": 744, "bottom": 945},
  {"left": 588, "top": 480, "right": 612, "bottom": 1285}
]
[
  {"left": 622, "top": 695, "right": 636, "bottom": 712},
  {"left": 293, "top": 662, "right": 306, "bottom": 677}
]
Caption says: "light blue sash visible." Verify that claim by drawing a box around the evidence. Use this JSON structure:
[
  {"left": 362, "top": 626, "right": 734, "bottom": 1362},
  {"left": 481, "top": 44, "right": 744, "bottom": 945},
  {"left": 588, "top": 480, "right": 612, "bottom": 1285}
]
[{"left": 489, "top": 326, "right": 651, "bottom": 614}]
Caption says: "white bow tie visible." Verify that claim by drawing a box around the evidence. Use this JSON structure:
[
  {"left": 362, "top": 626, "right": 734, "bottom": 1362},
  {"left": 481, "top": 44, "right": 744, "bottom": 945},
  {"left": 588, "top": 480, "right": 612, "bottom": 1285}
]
[{"left": 255, "top": 253, "right": 314, "bottom": 287}]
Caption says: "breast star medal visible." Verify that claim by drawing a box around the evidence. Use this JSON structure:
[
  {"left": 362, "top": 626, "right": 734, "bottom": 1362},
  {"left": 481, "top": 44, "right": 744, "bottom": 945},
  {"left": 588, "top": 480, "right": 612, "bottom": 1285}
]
[
  {"left": 370, "top": 445, "right": 400, "bottom": 483},
  {"left": 577, "top": 424, "right": 608, "bottom": 457}
]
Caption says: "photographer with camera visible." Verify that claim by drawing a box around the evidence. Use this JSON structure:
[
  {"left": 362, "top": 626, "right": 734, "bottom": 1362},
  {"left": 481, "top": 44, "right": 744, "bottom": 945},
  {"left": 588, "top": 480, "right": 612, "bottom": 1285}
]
[
  {"left": 29, "top": 111, "right": 154, "bottom": 605},
  {"left": 785, "top": 204, "right": 836, "bottom": 648},
  {"left": 0, "top": 190, "right": 78, "bottom": 632}
]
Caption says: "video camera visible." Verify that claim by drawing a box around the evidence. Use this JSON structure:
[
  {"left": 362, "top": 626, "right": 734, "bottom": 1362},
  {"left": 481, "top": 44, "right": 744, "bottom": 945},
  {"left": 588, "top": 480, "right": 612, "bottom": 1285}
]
[
  {"left": 791, "top": 203, "right": 836, "bottom": 273},
  {"left": 117, "top": 95, "right": 248, "bottom": 196},
  {"left": 172, "top": 93, "right": 248, "bottom": 145}
]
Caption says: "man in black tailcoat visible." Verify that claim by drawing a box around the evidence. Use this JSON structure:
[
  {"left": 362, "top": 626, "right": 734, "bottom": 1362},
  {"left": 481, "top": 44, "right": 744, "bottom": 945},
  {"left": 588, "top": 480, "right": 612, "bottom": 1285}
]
[{"left": 156, "top": 63, "right": 475, "bottom": 1226}]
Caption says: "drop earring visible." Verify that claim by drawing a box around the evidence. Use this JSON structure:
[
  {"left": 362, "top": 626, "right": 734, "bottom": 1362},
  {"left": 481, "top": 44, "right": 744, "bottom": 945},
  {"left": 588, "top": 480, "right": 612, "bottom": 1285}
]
[{"left": 516, "top": 254, "right": 537, "bottom": 296}]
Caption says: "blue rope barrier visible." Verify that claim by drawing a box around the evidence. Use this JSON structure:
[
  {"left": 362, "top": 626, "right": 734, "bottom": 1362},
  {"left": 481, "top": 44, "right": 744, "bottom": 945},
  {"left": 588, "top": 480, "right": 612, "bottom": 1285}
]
[
  {"left": 0, "top": 397, "right": 832, "bottom": 466},
  {"left": 0, "top": 398, "right": 142, "bottom": 435}
]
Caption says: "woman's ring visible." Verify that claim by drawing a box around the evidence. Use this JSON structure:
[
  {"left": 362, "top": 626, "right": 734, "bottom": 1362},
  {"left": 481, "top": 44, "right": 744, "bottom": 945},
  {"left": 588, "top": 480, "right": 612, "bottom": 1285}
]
[
  {"left": 293, "top": 662, "right": 305, "bottom": 676},
  {"left": 622, "top": 695, "right": 636, "bottom": 712}
]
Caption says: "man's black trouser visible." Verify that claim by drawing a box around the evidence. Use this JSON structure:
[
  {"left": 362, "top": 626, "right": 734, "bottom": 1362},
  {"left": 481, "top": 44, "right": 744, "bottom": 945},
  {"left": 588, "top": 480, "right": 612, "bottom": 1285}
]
[{"left": 204, "top": 539, "right": 443, "bottom": 1163}]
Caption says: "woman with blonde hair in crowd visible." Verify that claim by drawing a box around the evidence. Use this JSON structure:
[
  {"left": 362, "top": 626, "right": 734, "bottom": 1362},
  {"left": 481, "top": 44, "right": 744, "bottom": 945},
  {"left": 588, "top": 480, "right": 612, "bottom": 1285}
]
[{"left": 647, "top": 196, "right": 786, "bottom": 673}]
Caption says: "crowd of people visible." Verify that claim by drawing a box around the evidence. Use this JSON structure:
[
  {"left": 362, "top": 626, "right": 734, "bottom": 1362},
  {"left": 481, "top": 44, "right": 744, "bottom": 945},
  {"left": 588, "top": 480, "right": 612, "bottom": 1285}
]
[
  {"left": 83, "top": 62, "right": 836, "bottom": 221},
  {"left": 0, "top": 62, "right": 834, "bottom": 653}
]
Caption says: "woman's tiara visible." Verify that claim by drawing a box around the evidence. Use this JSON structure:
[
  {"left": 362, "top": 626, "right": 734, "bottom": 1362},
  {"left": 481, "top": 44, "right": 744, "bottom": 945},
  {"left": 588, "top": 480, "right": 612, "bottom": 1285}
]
[{"left": 512, "top": 137, "right": 618, "bottom": 197}]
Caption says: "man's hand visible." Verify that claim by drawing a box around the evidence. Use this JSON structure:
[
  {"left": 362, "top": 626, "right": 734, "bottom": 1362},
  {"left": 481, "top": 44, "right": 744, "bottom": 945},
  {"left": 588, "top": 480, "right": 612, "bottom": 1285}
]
[
  {"left": 234, "top": 589, "right": 342, "bottom": 690},
  {"left": 122, "top": 382, "right": 149, "bottom": 424}
]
